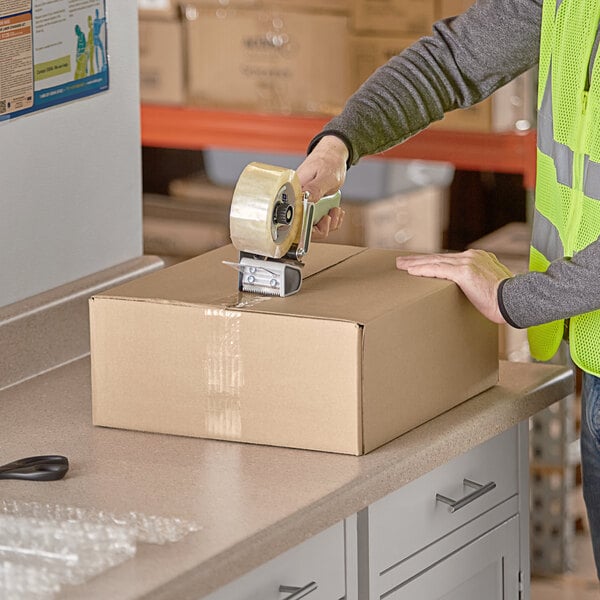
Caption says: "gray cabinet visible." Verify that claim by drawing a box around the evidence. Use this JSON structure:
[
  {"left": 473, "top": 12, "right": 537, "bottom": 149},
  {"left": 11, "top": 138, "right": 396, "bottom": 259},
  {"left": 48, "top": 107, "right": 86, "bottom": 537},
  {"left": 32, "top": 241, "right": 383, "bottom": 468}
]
[
  {"left": 358, "top": 424, "right": 528, "bottom": 600},
  {"left": 204, "top": 424, "right": 528, "bottom": 600}
]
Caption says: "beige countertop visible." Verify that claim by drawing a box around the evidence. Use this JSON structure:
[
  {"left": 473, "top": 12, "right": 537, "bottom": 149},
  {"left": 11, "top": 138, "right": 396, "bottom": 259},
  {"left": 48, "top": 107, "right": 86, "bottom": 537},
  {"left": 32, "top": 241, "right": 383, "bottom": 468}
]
[{"left": 0, "top": 357, "right": 572, "bottom": 599}]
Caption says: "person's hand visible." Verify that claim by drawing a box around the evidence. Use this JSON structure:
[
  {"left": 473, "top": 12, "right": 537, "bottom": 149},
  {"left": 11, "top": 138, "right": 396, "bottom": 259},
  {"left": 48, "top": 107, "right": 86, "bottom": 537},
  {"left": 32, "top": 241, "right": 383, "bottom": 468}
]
[
  {"left": 395, "top": 249, "right": 513, "bottom": 324},
  {"left": 296, "top": 135, "right": 348, "bottom": 238}
]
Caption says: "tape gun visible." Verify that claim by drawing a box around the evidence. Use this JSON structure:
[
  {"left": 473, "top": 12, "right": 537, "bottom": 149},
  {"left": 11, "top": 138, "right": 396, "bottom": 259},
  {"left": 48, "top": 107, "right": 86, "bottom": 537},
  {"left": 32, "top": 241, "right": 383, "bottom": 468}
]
[{"left": 223, "top": 162, "right": 341, "bottom": 297}]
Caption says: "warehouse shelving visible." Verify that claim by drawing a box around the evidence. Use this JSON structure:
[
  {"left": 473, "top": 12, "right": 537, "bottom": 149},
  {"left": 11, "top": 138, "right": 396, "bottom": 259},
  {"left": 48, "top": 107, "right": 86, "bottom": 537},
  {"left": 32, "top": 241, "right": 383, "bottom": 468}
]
[{"left": 140, "top": 104, "right": 538, "bottom": 189}]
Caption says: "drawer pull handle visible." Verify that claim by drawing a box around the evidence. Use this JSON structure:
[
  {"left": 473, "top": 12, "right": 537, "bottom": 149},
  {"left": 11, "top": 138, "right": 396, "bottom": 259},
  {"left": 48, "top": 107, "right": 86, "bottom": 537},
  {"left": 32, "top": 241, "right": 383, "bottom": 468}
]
[
  {"left": 436, "top": 478, "right": 496, "bottom": 513},
  {"left": 278, "top": 581, "right": 318, "bottom": 599}
]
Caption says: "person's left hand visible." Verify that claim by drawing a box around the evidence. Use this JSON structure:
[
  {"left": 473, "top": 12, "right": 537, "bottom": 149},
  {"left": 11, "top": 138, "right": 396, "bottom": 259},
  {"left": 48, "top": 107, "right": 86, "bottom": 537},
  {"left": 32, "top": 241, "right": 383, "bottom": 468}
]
[{"left": 395, "top": 249, "right": 513, "bottom": 324}]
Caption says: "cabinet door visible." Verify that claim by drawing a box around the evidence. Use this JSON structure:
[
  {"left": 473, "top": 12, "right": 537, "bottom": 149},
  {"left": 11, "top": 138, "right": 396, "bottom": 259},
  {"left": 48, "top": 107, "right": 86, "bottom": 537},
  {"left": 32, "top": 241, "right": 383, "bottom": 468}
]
[{"left": 382, "top": 516, "right": 520, "bottom": 600}]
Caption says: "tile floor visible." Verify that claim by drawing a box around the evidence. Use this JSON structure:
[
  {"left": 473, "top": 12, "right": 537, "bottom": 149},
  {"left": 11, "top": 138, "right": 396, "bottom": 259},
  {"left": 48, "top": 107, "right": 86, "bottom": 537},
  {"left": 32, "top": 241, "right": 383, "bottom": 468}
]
[{"left": 531, "top": 532, "right": 599, "bottom": 599}]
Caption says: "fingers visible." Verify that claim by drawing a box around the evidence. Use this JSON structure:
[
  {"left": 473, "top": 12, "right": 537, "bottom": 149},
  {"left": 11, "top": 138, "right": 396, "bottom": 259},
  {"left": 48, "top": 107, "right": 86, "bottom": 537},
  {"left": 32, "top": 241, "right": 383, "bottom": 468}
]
[
  {"left": 396, "top": 250, "right": 512, "bottom": 274},
  {"left": 295, "top": 136, "right": 348, "bottom": 200},
  {"left": 395, "top": 249, "right": 511, "bottom": 324},
  {"left": 312, "top": 207, "right": 345, "bottom": 239},
  {"left": 328, "top": 206, "right": 344, "bottom": 231},
  {"left": 312, "top": 215, "right": 331, "bottom": 239}
]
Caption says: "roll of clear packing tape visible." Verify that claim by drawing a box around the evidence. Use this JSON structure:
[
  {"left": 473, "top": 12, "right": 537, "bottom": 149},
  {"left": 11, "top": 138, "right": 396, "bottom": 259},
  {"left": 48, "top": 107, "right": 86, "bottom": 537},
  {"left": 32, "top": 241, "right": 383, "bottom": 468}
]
[{"left": 230, "top": 162, "right": 303, "bottom": 259}]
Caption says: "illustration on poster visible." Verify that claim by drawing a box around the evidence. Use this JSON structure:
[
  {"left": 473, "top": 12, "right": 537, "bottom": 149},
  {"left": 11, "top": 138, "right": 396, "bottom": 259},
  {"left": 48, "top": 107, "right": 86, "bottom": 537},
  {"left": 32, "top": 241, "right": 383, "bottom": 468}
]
[{"left": 74, "top": 8, "right": 105, "bottom": 80}]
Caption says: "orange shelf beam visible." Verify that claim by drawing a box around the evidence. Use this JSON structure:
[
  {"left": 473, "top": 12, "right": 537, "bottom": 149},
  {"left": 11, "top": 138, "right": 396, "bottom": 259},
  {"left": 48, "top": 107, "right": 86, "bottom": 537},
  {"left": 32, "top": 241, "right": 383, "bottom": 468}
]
[{"left": 141, "top": 105, "right": 537, "bottom": 189}]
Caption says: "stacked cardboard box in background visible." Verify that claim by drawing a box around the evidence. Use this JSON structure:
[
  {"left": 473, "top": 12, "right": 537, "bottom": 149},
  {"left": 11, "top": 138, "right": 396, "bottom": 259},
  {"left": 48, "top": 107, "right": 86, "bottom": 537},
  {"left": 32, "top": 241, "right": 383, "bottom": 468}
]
[
  {"left": 185, "top": 2, "right": 352, "bottom": 115},
  {"left": 138, "top": 0, "right": 186, "bottom": 104},
  {"left": 138, "top": 0, "right": 354, "bottom": 114},
  {"left": 468, "top": 222, "right": 531, "bottom": 362},
  {"left": 138, "top": 0, "right": 536, "bottom": 132},
  {"left": 350, "top": 0, "right": 536, "bottom": 132},
  {"left": 143, "top": 182, "right": 231, "bottom": 259}
]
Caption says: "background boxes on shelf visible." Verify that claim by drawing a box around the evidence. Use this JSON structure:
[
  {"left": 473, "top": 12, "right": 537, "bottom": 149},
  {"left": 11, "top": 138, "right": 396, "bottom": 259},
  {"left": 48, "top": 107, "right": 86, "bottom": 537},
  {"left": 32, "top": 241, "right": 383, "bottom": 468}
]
[
  {"left": 138, "top": 0, "right": 181, "bottom": 19},
  {"left": 436, "top": 0, "right": 475, "bottom": 19},
  {"left": 138, "top": 2, "right": 185, "bottom": 104},
  {"left": 326, "top": 185, "right": 449, "bottom": 252},
  {"left": 352, "top": 0, "right": 436, "bottom": 34},
  {"left": 90, "top": 244, "right": 498, "bottom": 455},
  {"left": 350, "top": 33, "right": 535, "bottom": 133},
  {"left": 469, "top": 222, "right": 532, "bottom": 362},
  {"left": 137, "top": 0, "right": 534, "bottom": 131},
  {"left": 142, "top": 190, "right": 231, "bottom": 259},
  {"left": 184, "top": 3, "right": 353, "bottom": 114}
]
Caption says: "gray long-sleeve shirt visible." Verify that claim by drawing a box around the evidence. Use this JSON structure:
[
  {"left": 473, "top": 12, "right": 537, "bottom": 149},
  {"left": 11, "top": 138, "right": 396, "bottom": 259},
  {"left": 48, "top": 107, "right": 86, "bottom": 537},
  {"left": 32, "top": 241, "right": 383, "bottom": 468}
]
[{"left": 313, "top": 0, "right": 600, "bottom": 329}]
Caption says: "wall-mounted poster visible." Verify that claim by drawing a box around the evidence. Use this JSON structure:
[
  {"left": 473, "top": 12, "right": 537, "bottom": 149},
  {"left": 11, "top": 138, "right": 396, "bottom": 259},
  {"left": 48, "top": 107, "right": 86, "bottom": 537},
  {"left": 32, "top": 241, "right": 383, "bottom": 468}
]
[{"left": 0, "top": 0, "right": 108, "bottom": 122}]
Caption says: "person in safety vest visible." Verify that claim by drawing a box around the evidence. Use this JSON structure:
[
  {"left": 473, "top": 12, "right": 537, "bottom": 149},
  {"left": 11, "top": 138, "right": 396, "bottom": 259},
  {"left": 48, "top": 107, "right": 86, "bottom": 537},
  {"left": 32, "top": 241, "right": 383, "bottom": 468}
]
[{"left": 297, "top": 0, "right": 600, "bottom": 580}]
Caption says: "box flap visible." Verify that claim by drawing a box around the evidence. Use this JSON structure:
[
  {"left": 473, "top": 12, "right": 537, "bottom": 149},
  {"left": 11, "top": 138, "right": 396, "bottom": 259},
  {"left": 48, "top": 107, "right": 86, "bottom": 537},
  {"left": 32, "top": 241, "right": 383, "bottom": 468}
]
[
  {"left": 95, "top": 243, "right": 363, "bottom": 303},
  {"left": 94, "top": 245, "right": 454, "bottom": 324}
]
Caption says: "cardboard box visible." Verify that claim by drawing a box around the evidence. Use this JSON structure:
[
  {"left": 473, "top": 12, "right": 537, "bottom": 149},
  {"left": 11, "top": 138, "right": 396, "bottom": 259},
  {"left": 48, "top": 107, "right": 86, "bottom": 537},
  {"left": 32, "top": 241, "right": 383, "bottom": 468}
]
[
  {"left": 90, "top": 244, "right": 498, "bottom": 455},
  {"left": 326, "top": 185, "right": 448, "bottom": 252},
  {"left": 269, "top": 0, "right": 350, "bottom": 13},
  {"left": 138, "top": 0, "right": 180, "bottom": 19},
  {"left": 168, "top": 174, "right": 234, "bottom": 214},
  {"left": 350, "top": 33, "right": 419, "bottom": 90},
  {"left": 139, "top": 17, "right": 185, "bottom": 104},
  {"left": 349, "top": 33, "right": 492, "bottom": 131},
  {"left": 185, "top": 5, "right": 352, "bottom": 114},
  {"left": 434, "top": 70, "right": 535, "bottom": 133},
  {"left": 469, "top": 222, "right": 531, "bottom": 362},
  {"left": 352, "top": 0, "right": 436, "bottom": 35},
  {"left": 350, "top": 34, "right": 534, "bottom": 132},
  {"left": 142, "top": 192, "right": 231, "bottom": 258},
  {"left": 468, "top": 222, "right": 531, "bottom": 272},
  {"left": 436, "top": 0, "right": 474, "bottom": 19},
  {"left": 143, "top": 215, "right": 230, "bottom": 257}
]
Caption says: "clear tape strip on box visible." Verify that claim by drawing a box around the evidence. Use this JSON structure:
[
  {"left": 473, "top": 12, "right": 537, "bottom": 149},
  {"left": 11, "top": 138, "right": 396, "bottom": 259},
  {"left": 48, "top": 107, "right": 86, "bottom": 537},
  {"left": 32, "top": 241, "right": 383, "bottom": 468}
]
[
  {"left": 203, "top": 307, "right": 243, "bottom": 439},
  {"left": 0, "top": 499, "right": 201, "bottom": 599}
]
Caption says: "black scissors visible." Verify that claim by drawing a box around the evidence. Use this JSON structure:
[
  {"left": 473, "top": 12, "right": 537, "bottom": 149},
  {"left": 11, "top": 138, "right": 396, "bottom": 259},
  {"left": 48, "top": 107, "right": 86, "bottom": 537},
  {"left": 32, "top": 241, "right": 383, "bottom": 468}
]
[{"left": 0, "top": 455, "right": 69, "bottom": 481}]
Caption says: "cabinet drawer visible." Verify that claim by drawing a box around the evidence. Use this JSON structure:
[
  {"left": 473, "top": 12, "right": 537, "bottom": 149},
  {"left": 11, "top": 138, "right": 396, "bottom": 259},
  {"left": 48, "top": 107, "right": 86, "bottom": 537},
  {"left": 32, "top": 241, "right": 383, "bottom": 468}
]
[
  {"left": 204, "top": 521, "right": 346, "bottom": 600},
  {"left": 367, "top": 426, "right": 519, "bottom": 576}
]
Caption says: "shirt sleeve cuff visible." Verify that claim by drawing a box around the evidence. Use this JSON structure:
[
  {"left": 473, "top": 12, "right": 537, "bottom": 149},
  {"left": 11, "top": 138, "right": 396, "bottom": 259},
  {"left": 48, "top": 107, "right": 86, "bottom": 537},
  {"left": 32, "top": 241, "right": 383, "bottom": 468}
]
[
  {"left": 497, "top": 277, "right": 523, "bottom": 329},
  {"left": 306, "top": 130, "right": 354, "bottom": 169}
]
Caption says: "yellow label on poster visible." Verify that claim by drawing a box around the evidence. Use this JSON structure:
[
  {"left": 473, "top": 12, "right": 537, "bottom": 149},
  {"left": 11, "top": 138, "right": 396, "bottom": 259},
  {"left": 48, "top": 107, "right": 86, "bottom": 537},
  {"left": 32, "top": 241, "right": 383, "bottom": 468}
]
[{"left": 34, "top": 55, "right": 71, "bottom": 81}]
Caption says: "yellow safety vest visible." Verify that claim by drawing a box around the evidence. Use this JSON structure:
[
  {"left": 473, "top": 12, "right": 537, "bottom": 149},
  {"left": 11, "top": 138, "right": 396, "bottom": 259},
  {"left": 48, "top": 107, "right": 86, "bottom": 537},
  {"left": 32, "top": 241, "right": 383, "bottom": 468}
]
[{"left": 529, "top": 0, "right": 600, "bottom": 375}]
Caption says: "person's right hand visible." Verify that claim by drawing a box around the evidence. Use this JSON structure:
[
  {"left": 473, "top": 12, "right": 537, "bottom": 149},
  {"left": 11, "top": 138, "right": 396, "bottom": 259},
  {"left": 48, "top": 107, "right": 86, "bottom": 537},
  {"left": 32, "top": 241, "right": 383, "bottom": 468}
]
[{"left": 295, "top": 135, "right": 349, "bottom": 238}]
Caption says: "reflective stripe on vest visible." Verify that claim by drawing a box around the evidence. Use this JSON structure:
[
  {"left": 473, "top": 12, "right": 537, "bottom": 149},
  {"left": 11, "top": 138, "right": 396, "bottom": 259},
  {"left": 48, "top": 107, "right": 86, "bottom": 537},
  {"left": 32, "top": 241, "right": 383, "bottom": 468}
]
[
  {"left": 529, "top": 0, "right": 600, "bottom": 376},
  {"left": 531, "top": 208, "right": 564, "bottom": 261},
  {"left": 537, "top": 71, "right": 573, "bottom": 189},
  {"left": 537, "top": 63, "right": 600, "bottom": 199}
]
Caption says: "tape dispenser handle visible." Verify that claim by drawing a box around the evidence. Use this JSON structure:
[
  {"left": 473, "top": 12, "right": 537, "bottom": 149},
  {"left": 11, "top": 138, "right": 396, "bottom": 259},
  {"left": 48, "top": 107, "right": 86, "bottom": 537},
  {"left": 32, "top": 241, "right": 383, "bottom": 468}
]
[
  {"left": 310, "top": 190, "right": 342, "bottom": 225},
  {"left": 294, "top": 189, "right": 342, "bottom": 260}
]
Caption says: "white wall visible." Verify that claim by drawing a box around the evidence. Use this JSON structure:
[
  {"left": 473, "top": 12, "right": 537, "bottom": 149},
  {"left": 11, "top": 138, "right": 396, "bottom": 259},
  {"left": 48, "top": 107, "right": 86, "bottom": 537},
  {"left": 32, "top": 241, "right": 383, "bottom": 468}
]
[{"left": 0, "top": 0, "right": 143, "bottom": 308}]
